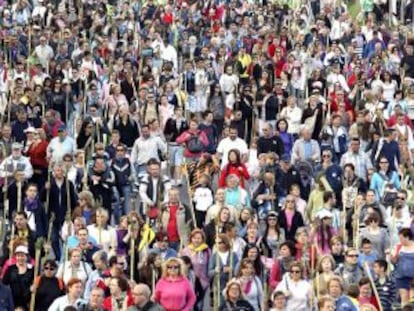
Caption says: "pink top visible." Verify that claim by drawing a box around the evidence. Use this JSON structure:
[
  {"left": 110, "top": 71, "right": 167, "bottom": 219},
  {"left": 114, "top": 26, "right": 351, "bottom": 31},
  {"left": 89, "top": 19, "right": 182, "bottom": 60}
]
[
  {"left": 154, "top": 276, "right": 196, "bottom": 311},
  {"left": 285, "top": 209, "right": 294, "bottom": 230}
]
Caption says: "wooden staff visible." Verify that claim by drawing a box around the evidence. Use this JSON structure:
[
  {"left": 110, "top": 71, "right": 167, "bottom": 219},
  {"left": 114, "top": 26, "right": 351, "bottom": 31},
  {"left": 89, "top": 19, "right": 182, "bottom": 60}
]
[
  {"left": 82, "top": 152, "right": 88, "bottom": 191},
  {"left": 29, "top": 237, "right": 43, "bottom": 311},
  {"left": 262, "top": 268, "right": 268, "bottom": 311},
  {"left": 44, "top": 213, "right": 55, "bottom": 258},
  {"left": 45, "top": 163, "right": 52, "bottom": 214},
  {"left": 17, "top": 180, "right": 22, "bottom": 212},
  {"left": 342, "top": 199, "right": 347, "bottom": 245},
  {"left": 364, "top": 262, "right": 384, "bottom": 311},
  {"left": 214, "top": 226, "right": 221, "bottom": 311},
  {"left": 184, "top": 162, "right": 197, "bottom": 228},
  {"left": 129, "top": 225, "right": 136, "bottom": 281}
]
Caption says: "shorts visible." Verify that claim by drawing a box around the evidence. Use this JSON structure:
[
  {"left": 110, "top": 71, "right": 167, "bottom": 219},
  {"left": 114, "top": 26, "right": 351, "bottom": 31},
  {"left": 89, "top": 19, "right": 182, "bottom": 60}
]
[
  {"left": 169, "top": 144, "right": 184, "bottom": 166},
  {"left": 396, "top": 277, "right": 413, "bottom": 290}
]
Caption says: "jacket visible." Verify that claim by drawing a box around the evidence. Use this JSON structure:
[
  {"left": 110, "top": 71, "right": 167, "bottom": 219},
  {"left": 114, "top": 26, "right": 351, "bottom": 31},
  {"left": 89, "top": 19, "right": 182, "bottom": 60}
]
[
  {"left": 278, "top": 210, "right": 304, "bottom": 241},
  {"left": 127, "top": 301, "right": 165, "bottom": 311},
  {"left": 112, "top": 157, "right": 132, "bottom": 187},
  {"left": 159, "top": 203, "right": 191, "bottom": 245},
  {"left": 0, "top": 281, "right": 14, "bottom": 311}
]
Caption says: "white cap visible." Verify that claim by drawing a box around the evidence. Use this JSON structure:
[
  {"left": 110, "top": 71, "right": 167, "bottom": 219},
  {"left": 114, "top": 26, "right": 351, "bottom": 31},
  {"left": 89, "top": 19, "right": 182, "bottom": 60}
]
[
  {"left": 15, "top": 245, "right": 29, "bottom": 254},
  {"left": 317, "top": 209, "right": 333, "bottom": 219},
  {"left": 24, "top": 126, "right": 36, "bottom": 133}
]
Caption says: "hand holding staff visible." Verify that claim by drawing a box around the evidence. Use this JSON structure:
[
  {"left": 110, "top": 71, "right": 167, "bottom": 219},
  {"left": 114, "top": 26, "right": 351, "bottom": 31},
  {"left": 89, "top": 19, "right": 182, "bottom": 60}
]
[{"left": 29, "top": 237, "right": 44, "bottom": 311}]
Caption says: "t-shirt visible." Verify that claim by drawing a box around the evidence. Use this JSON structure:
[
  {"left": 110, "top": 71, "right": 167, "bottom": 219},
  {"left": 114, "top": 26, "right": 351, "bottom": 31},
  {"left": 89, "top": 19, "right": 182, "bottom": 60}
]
[{"left": 167, "top": 205, "right": 179, "bottom": 242}]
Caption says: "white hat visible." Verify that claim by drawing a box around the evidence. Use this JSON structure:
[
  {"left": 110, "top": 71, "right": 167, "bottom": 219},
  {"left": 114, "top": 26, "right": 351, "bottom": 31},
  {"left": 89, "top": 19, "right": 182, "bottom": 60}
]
[
  {"left": 15, "top": 245, "right": 29, "bottom": 254},
  {"left": 317, "top": 209, "right": 333, "bottom": 219},
  {"left": 24, "top": 126, "right": 36, "bottom": 133}
]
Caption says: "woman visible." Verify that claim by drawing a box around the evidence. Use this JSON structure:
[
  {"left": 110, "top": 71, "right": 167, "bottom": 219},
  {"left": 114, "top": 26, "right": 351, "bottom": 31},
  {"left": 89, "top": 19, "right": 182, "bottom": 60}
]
[
  {"left": 260, "top": 212, "right": 286, "bottom": 259},
  {"left": 330, "top": 235, "right": 345, "bottom": 267},
  {"left": 359, "top": 212, "right": 390, "bottom": 259},
  {"left": 2, "top": 245, "right": 34, "bottom": 309},
  {"left": 242, "top": 244, "right": 265, "bottom": 278},
  {"left": 76, "top": 118, "right": 97, "bottom": 154},
  {"left": 318, "top": 296, "right": 336, "bottom": 311},
  {"left": 369, "top": 156, "right": 401, "bottom": 202},
  {"left": 34, "top": 259, "right": 65, "bottom": 311},
  {"left": 269, "top": 241, "right": 296, "bottom": 290},
  {"left": 274, "top": 261, "right": 313, "bottom": 311},
  {"left": 278, "top": 195, "right": 305, "bottom": 241},
  {"left": 314, "top": 255, "right": 336, "bottom": 296},
  {"left": 219, "top": 149, "right": 250, "bottom": 189},
  {"left": 237, "top": 208, "right": 253, "bottom": 237},
  {"left": 102, "top": 276, "right": 133, "bottom": 310},
  {"left": 358, "top": 277, "right": 380, "bottom": 309},
  {"left": 219, "top": 279, "right": 255, "bottom": 311},
  {"left": 154, "top": 257, "right": 196, "bottom": 311},
  {"left": 327, "top": 276, "right": 358, "bottom": 310},
  {"left": 380, "top": 71, "right": 398, "bottom": 104},
  {"left": 73, "top": 150, "right": 87, "bottom": 192},
  {"left": 181, "top": 256, "right": 204, "bottom": 311},
  {"left": 180, "top": 229, "right": 211, "bottom": 305},
  {"left": 391, "top": 228, "right": 414, "bottom": 305},
  {"left": 26, "top": 128, "right": 49, "bottom": 187},
  {"left": 47, "top": 277, "right": 84, "bottom": 311},
  {"left": 208, "top": 234, "right": 239, "bottom": 294},
  {"left": 311, "top": 210, "right": 337, "bottom": 255},
  {"left": 204, "top": 207, "right": 232, "bottom": 248},
  {"left": 235, "top": 259, "right": 263, "bottom": 311},
  {"left": 138, "top": 252, "right": 162, "bottom": 288},
  {"left": 244, "top": 222, "right": 260, "bottom": 246},
  {"left": 279, "top": 96, "right": 302, "bottom": 139},
  {"left": 114, "top": 215, "right": 130, "bottom": 256},
  {"left": 57, "top": 247, "right": 93, "bottom": 286},
  {"left": 276, "top": 119, "right": 294, "bottom": 156},
  {"left": 270, "top": 291, "right": 287, "bottom": 311},
  {"left": 72, "top": 190, "right": 96, "bottom": 226},
  {"left": 23, "top": 183, "right": 47, "bottom": 238},
  {"left": 87, "top": 208, "right": 116, "bottom": 253}
]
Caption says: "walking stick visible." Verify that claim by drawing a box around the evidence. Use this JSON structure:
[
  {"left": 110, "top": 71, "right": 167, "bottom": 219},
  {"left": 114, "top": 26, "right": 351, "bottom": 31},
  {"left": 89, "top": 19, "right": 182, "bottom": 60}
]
[
  {"left": 364, "top": 262, "right": 384, "bottom": 311},
  {"left": 130, "top": 226, "right": 136, "bottom": 282},
  {"left": 184, "top": 161, "right": 197, "bottom": 228},
  {"left": 214, "top": 227, "right": 221, "bottom": 311},
  {"left": 44, "top": 213, "right": 55, "bottom": 258},
  {"left": 29, "top": 237, "right": 43, "bottom": 311},
  {"left": 45, "top": 163, "right": 52, "bottom": 215},
  {"left": 17, "top": 180, "right": 22, "bottom": 212}
]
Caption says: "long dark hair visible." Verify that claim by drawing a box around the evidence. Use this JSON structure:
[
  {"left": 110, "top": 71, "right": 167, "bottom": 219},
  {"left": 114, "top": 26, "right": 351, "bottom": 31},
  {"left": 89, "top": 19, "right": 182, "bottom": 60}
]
[
  {"left": 242, "top": 244, "right": 264, "bottom": 276},
  {"left": 318, "top": 219, "right": 333, "bottom": 252}
]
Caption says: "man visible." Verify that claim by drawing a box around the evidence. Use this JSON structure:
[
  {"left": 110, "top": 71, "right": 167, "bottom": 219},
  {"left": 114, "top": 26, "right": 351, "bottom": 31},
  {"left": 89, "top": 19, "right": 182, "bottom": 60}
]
[
  {"left": 11, "top": 107, "right": 32, "bottom": 143},
  {"left": 105, "top": 130, "right": 122, "bottom": 160},
  {"left": 373, "top": 259, "right": 396, "bottom": 311},
  {"left": 33, "top": 36, "right": 54, "bottom": 68},
  {"left": 47, "top": 125, "right": 76, "bottom": 163},
  {"left": 84, "top": 251, "right": 109, "bottom": 300},
  {"left": 198, "top": 110, "right": 218, "bottom": 154},
  {"left": 335, "top": 248, "right": 364, "bottom": 289},
  {"left": 42, "top": 109, "right": 65, "bottom": 139},
  {"left": 315, "top": 191, "right": 341, "bottom": 231},
  {"left": 291, "top": 125, "right": 321, "bottom": 165},
  {"left": 275, "top": 154, "right": 302, "bottom": 201},
  {"left": 0, "top": 125, "right": 13, "bottom": 161},
  {"left": 131, "top": 124, "right": 167, "bottom": 177},
  {"left": 257, "top": 122, "right": 284, "bottom": 157},
  {"left": 216, "top": 126, "right": 248, "bottom": 168},
  {"left": 158, "top": 188, "right": 191, "bottom": 250},
  {"left": 340, "top": 137, "right": 373, "bottom": 182},
  {"left": 139, "top": 159, "right": 171, "bottom": 221},
  {"left": 73, "top": 227, "right": 100, "bottom": 266},
  {"left": 0, "top": 142, "right": 33, "bottom": 183},
  {"left": 128, "top": 283, "right": 164, "bottom": 311},
  {"left": 42, "top": 162, "right": 77, "bottom": 260},
  {"left": 5, "top": 211, "right": 37, "bottom": 259},
  {"left": 372, "top": 128, "right": 400, "bottom": 171},
  {"left": 259, "top": 86, "right": 279, "bottom": 129},
  {"left": 79, "top": 287, "right": 106, "bottom": 311}
]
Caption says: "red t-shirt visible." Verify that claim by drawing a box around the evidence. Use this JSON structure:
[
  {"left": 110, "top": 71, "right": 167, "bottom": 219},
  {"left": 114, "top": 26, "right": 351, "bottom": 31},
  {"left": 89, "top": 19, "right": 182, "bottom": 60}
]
[{"left": 167, "top": 204, "right": 179, "bottom": 242}]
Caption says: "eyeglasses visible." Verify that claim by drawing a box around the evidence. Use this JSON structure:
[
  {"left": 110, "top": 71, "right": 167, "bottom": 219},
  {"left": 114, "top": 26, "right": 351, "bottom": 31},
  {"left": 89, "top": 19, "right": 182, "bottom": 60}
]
[
  {"left": 290, "top": 270, "right": 301, "bottom": 274},
  {"left": 322, "top": 155, "right": 330, "bottom": 158},
  {"left": 398, "top": 196, "right": 406, "bottom": 200},
  {"left": 347, "top": 254, "right": 358, "bottom": 258},
  {"left": 44, "top": 266, "right": 55, "bottom": 271},
  {"left": 167, "top": 266, "right": 179, "bottom": 270},
  {"left": 116, "top": 149, "right": 124, "bottom": 152},
  {"left": 380, "top": 161, "right": 388, "bottom": 164},
  {"left": 286, "top": 200, "right": 295, "bottom": 203}
]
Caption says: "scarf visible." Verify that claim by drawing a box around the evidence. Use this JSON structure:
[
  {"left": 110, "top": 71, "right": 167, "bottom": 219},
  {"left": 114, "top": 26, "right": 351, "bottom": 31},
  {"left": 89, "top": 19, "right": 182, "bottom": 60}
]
[
  {"left": 188, "top": 243, "right": 209, "bottom": 253},
  {"left": 24, "top": 198, "right": 39, "bottom": 212},
  {"left": 241, "top": 276, "right": 253, "bottom": 294}
]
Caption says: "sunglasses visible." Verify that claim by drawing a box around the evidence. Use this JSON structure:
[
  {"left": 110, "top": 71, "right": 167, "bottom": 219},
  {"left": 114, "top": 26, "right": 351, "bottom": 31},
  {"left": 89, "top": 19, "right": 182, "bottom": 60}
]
[
  {"left": 347, "top": 254, "right": 358, "bottom": 258},
  {"left": 380, "top": 162, "right": 389, "bottom": 164},
  {"left": 322, "top": 155, "right": 331, "bottom": 158},
  {"left": 116, "top": 149, "right": 124, "bottom": 152},
  {"left": 286, "top": 200, "right": 295, "bottom": 203},
  {"left": 167, "top": 266, "right": 179, "bottom": 270},
  {"left": 290, "top": 270, "right": 301, "bottom": 274},
  {"left": 44, "top": 266, "right": 56, "bottom": 271}
]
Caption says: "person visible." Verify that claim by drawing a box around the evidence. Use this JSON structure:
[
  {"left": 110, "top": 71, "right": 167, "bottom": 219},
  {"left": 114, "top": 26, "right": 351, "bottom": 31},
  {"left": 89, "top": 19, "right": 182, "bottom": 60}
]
[
  {"left": 83, "top": 250, "right": 109, "bottom": 301},
  {"left": 373, "top": 259, "right": 396, "bottom": 310},
  {"left": 359, "top": 213, "right": 390, "bottom": 259},
  {"left": 291, "top": 125, "right": 321, "bottom": 165},
  {"left": 274, "top": 261, "right": 313, "bottom": 311},
  {"left": 26, "top": 127, "right": 49, "bottom": 187},
  {"left": 391, "top": 228, "right": 414, "bottom": 305},
  {"left": 278, "top": 195, "right": 305, "bottom": 242},
  {"left": 216, "top": 126, "right": 249, "bottom": 169},
  {"left": 131, "top": 124, "right": 167, "bottom": 176},
  {"left": 234, "top": 258, "right": 263, "bottom": 311},
  {"left": 33, "top": 259, "right": 65, "bottom": 311},
  {"left": 2, "top": 245, "right": 34, "bottom": 309},
  {"left": 340, "top": 137, "right": 373, "bottom": 182},
  {"left": 327, "top": 276, "right": 358, "bottom": 311},
  {"left": 46, "top": 125, "right": 76, "bottom": 163},
  {"left": 317, "top": 296, "right": 336, "bottom": 311},
  {"left": 218, "top": 149, "right": 250, "bottom": 189},
  {"left": 102, "top": 276, "right": 133, "bottom": 310},
  {"left": 314, "top": 255, "right": 337, "bottom": 296},
  {"left": 0, "top": 278, "right": 14, "bottom": 310},
  {"left": 47, "top": 278, "right": 86, "bottom": 311},
  {"left": 219, "top": 279, "right": 255, "bottom": 311},
  {"left": 23, "top": 183, "right": 47, "bottom": 238},
  {"left": 127, "top": 283, "right": 165, "bottom": 311},
  {"left": 78, "top": 287, "right": 106, "bottom": 311},
  {"left": 335, "top": 248, "right": 365, "bottom": 289},
  {"left": 256, "top": 122, "right": 285, "bottom": 157},
  {"left": 358, "top": 277, "right": 380, "bottom": 309},
  {"left": 269, "top": 242, "right": 296, "bottom": 291},
  {"left": 154, "top": 257, "right": 196, "bottom": 311},
  {"left": 57, "top": 247, "right": 93, "bottom": 286},
  {"left": 270, "top": 291, "right": 287, "bottom": 311},
  {"left": 176, "top": 119, "right": 209, "bottom": 161}
]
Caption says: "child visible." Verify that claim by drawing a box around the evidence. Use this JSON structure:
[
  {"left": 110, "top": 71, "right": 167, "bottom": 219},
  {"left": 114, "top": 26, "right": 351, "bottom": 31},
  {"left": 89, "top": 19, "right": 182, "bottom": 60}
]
[
  {"left": 358, "top": 238, "right": 378, "bottom": 273},
  {"left": 193, "top": 173, "right": 214, "bottom": 228},
  {"left": 373, "top": 259, "right": 396, "bottom": 311}
]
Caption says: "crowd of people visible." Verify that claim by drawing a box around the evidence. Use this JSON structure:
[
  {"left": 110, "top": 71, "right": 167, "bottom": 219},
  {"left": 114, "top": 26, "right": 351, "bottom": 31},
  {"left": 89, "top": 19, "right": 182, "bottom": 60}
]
[{"left": 1, "top": 0, "right": 414, "bottom": 310}]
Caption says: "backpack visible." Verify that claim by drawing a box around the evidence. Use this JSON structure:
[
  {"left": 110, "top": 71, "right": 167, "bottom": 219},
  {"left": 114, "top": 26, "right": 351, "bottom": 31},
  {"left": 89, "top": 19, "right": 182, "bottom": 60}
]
[{"left": 187, "top": 134, "right": 204, "bottom": 153}]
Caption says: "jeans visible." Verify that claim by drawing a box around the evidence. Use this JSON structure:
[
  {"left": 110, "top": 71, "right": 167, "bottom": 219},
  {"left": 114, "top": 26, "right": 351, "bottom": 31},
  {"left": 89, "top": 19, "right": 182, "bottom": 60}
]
[{"left": 113, "top": 185, "right": 132, "bottom": 223}]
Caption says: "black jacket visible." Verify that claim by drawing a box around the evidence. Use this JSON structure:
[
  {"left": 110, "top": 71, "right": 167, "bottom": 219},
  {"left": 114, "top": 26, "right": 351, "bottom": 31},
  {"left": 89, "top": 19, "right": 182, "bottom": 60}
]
[
  {"left": 257, "top": 136, "right": 285, "bottom": 157},
  {"left": 278, "top": 210, "right": 304, "bottom": 242}
]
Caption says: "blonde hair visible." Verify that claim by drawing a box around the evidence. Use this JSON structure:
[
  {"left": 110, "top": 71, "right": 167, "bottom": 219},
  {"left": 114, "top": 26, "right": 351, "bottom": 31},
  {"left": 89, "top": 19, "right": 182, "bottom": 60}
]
[
  {"left": 78, "top": 191, "right": 95, "bottom": 207},
  {"left": 223, "top": 279, "right": 245, "bottom": 300},
  {"left": 161, "top": 257, "right": 187, "bottom": 278},
  {"left": 316, "top": 254, "right": 335, "bottom": 273}
]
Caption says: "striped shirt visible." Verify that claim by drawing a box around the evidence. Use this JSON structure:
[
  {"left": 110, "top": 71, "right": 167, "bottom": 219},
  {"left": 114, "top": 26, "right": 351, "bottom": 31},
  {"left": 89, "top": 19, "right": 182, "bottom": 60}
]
[{"left": 374, "top": 276, "right": 396, "bottom": 311}]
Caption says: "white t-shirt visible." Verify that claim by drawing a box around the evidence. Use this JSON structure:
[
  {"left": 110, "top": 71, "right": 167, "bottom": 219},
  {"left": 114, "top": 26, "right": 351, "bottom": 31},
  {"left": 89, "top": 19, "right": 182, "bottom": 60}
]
[{"left": 217, "top": 137, "right": 248, "bottom": 168}]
